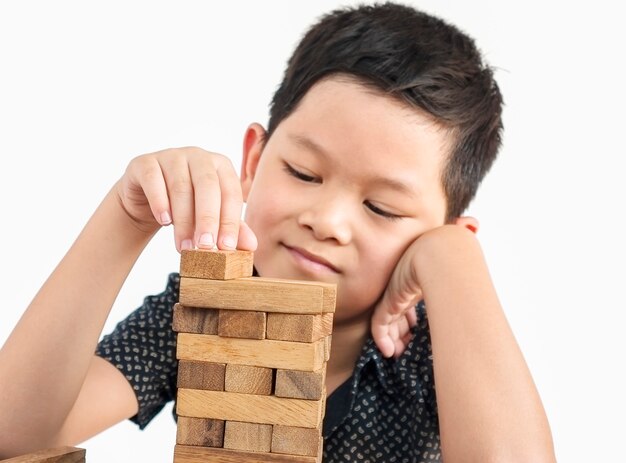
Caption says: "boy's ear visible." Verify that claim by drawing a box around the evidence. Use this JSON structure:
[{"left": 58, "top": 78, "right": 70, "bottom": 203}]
[
  {"left": 240, "top": 123, "right": 267, "bottom": 201},
  {"left": 454, "top": 216, "right": 479, "bottom": 234}
]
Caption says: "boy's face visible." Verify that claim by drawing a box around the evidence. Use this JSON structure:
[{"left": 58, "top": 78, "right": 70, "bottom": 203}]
[{"left": 241, "top": 77, "right": 450, "bottom": 323}]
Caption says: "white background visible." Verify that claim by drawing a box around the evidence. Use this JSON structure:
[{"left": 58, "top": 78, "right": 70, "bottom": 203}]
[{"left": 1, "top": 1, "right": 624, "bottom": 462}]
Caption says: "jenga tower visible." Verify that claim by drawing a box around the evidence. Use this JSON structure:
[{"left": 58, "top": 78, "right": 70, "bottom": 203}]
[{"left": 173, "top": 249, "right": 336, "bottom": 463}]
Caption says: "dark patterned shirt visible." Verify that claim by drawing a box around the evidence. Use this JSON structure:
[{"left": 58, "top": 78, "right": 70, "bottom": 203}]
[{"left": 95, "top": 273, "right": 441, "bottom": 462}]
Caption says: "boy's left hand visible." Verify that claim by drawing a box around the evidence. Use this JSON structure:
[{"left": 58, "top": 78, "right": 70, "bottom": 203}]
[
  {"left": 370, "top": 237, "right": 423, "bottom": 358},
  {"left": 371, "top": 217, "right": 478, "bottom": 358}
]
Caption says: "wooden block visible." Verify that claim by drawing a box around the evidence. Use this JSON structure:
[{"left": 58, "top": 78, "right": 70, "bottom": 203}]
[
  {"left": 173, "top": 303, "right": 218, "bottom": 334},
  {"left": 177, "top": 333, "right": 325, "bottom": 371},
  {"left": 177, "top": 389, "right": 323, "bottom": 428},
  {"left": 259, "top": 277, "right": 337, "bottom": 315},
  {"left": 266, "top": 313, "right": 333, "bottom": 343},
  {"left": 180, "top": 277, "right": 336, "bottom": 314},
  {"left": 174, "top": 444, "right": 320, "bottom": 463},
  {"left": 177, "top": 360, "right": 225, "bottom": 391},
  {"left": 271, "top": 425, "right": 322, "bottom": 457},
  {"left": 1, "top": 447, "right": 86, "bottom": 463},
  {"left": 323, "top": 335, "right": 332, "bottom": 362},
  {"left": 218, "top": 310, "right": 266, "bottom": 339},
  {"left": 223, "top": 421, "right": 272, "bottom": 452},
  {"left": 180, "top": 249, "right": 253, "bottom": 280},
  {"left": 275, "top": 368, "right": 325, "bottom": 400},
  {"left": 176, "top": 417, "right": 224, "bottom": 447},
  {"left": 225, "top": 364, "right": 273, "bottom": 395}
]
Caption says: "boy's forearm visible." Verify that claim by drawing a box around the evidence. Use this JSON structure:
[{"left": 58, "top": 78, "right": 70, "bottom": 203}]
[
  {"left": 0, "top": 184, "right": 154, "bottom": 452},
  {"left": 417, "top": 226, "right": 555, "bottom": 462}
]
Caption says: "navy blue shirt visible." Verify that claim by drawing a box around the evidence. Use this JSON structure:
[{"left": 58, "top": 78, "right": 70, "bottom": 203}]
[{"left": 96, "top": 273, "right": 441, "bottom": 462}]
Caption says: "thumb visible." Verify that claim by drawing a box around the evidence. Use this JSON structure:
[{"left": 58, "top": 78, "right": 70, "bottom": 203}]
[{"left": 236, "top": 220, "right": 258, "bottom": 251}]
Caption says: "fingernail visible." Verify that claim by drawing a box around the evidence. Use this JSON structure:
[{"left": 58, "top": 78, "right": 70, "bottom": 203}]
[
  {"left": 199, "top": 233, "right": 214, "bottom": 248},
  {"left": 160, "top": 211, "right": 172, "bottom": 225},
  {"left": 222, "top": 236, "right": 236, "bottom": 249},
  {"left": 181, "top": 239, "right": 193, "bottom": 250}
]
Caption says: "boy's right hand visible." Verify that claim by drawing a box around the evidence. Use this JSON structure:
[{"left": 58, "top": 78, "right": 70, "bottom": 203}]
[{"left": 116, "top": 147, "right": 257, "bottom": 252}]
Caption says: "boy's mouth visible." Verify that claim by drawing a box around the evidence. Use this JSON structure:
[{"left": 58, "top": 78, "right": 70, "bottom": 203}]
[{"left": 282, "top": 244, "right": 341, "bottom": 274}]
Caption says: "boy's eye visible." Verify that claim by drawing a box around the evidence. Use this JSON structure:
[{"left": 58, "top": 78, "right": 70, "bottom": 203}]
[
  {"left": 283, "top": 161, "right": 402, "bottom": 221},
  {"left": 365, "top": 201, "right": 402, "bottom": 221},
  {"left": 283, "top": 162, "right": 319, "bottom": 183}
]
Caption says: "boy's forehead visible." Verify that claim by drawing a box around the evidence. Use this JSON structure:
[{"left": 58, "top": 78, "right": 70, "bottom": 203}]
[
  {"left": 289, "top": 76, "right": 450, "bottom": 145},
  {"left": 277, "top": 77, "right": 451, "bottom": 169}
]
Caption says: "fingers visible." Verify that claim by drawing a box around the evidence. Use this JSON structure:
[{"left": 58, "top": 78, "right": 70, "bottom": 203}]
[
  {"left": 123, "top": 147, "right": 252, "bottom": 252},
  {"left": 372, "top": 299, "right": 419, "bottom": 358},
  {"left": 161, "top": 148, "right": 250, "bottom": 252},
  {"left": 133, "top": 158, "right": 171, "bottom": 226},
  {"left": 372, "top": 326, "right": 396, "bottom": 359},
  {"left": 119, "top": 154, "right": 173, "bottom": 233},
  {"left": 405, "top": 305, "right": 418, "bottom": 328},
  {"left": 190, "top": 152, "right": 252, "bottom": 251},
  {"left": 188, "top": 152, "right": 223, "bottom": 250},
  {"left": 214, "top": 155, "right": 244, "bottom": 250},
  {"left": 159, "top": 152, "right": 197, "bottom": 252},
  {"left": 393, "top": 314, "right": 412, "bottom": 359},
  {"left": 371, "top": 308, "right": 403, "bottom": 358}
]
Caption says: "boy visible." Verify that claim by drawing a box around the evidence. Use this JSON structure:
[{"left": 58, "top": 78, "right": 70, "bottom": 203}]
[{"left": 0, "top": 3, "right": 555, "bottom": 462}]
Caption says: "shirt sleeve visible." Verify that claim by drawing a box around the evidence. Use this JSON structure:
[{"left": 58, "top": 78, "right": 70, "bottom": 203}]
[{"left": 95, "top": 273, "right": 180, "bottom": 429}]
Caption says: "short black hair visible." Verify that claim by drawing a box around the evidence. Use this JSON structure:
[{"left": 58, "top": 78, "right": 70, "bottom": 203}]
[{"left": 268, "top": 2, "right": 503, "bottom": 221}]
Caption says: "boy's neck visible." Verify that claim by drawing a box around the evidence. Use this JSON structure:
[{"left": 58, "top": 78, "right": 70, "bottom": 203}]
[{"left": 325, "top": 311, "right": 371, "bottom": 395}]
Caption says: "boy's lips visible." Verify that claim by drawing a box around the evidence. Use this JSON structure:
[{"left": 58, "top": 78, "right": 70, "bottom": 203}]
[{"left": 282, "top": 244, "right": 341, "bottom": 273}]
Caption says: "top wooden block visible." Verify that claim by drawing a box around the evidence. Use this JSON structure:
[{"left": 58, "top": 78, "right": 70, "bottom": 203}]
[{"left": 180, "top": 249, "right": 254, "bottom": 280}]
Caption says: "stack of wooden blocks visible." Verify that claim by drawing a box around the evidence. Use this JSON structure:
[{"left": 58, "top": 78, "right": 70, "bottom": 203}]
[{"left": 172, "top": 249, "right": 336, "bottom": 463}]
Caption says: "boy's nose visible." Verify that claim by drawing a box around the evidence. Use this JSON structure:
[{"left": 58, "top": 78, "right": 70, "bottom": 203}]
[{"left": 297, "top": 196, "right": 353, "bottom": 245}]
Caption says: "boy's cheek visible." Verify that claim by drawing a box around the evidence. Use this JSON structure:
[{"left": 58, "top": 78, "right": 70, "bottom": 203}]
[
  {"left": 243, "top": 187, "right": 285, "bottom": 233},
  {"left": 336, "top": 256, "right": 397, "bottom": 319}
]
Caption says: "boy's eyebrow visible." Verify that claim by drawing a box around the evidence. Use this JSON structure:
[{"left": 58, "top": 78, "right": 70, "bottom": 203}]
[{"left": 288, "top": 133, "right": 420, "bottom": 198}]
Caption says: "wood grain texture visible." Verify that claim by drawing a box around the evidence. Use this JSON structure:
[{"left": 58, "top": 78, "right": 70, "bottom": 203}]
[
  {"left": 274, "top": 368, "right": 325, "bottom": 400},
  {"left": 259, "top": 277, "right": 337, "bottom": 315},
  {"left": 180, "top": 249, "right": 253, "bottom": 280},
  {"left": 177, "top": 389, "right": 323, "bottom": 428},
  {"left": 223, "top": 421, "right": 273, "bottom": 452},
  {"left": 266, "top": 313, "right": 333, "bottom": 343},
  {"left": 173, "top": 304, "right": 219, "bottom": 334},
  {"left": 218, "top": 310, "right": 266, "bottom": 339},
  {"left": 1, "top": 447, "right": 85, "bottom": 463},
  {"left": 177, "top": 360, "right": 225, "bottom": 391},
  {"left": 323, "top": 335, "right": 332, "bottom": 362},
  {"left": 174, "top": 444, "right": 320, "bottom": 463},
  {"left": 179, "top": 277, "right": 336, "bottom": 314},
  {"left": 176, "top": 416, "right": 225, "bottom": 447},
  {"left": 271, "top": 425, "right": 322, "bottom": 457},
  {"left": 225, "top": 364, "right": 273, "bottom": 395},
  {"left": 177, "top": 333, "right": 325, "bottom": 371}
]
